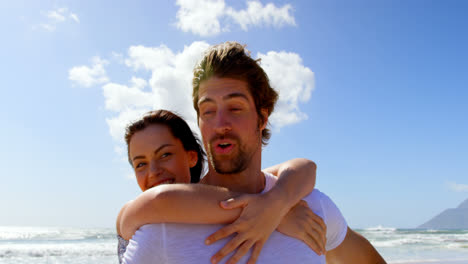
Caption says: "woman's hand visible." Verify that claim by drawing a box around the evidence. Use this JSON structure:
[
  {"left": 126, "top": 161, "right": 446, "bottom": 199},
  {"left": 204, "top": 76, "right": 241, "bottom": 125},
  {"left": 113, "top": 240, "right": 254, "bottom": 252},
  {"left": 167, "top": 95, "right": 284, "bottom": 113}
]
[
  {"left": 205, "top": 192, "right": 289, "bottom": 264},
  {"left": 277, "top": 200, "right": 327, "bottom": 255}
]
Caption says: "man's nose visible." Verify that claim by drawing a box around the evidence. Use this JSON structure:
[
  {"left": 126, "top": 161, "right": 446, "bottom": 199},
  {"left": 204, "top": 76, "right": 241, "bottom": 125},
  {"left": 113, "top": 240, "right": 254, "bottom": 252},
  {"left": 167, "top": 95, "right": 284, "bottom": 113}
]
[{"left": 214, "top": 109, "right": 232, "bottom": 134}]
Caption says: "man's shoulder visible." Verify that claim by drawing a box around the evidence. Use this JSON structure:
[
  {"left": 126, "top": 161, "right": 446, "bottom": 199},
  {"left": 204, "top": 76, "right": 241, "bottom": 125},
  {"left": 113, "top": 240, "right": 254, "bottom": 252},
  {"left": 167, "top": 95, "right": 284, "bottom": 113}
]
[
  {"left": 263, "top": 171, "right": 277, "bottom": 192},
  {"left": 302, "top": 189, "right": 328, "bottom": 205},
  {"left": 303, "top": 189, "right": 348, "bottom": 251},
  {"left": 302, "top": 189, "right": 341, "bottom": 219}
]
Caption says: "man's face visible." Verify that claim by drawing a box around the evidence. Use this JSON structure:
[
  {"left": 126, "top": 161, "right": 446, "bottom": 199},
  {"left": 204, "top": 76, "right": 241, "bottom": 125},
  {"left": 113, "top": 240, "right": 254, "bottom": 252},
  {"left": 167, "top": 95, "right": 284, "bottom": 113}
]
[{"left": 197, "top": 77, "right": 266, "bottom": 174}]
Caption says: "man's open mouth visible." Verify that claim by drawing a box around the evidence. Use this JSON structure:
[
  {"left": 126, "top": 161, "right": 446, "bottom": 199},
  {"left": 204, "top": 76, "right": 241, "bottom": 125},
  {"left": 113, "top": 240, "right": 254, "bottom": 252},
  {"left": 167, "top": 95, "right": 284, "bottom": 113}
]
[
  {"left": 218, "top": 143, "right": 232, "bottom": 149},
  {"left": 213, "top": 140, "right": 235, "bottom": 154}
]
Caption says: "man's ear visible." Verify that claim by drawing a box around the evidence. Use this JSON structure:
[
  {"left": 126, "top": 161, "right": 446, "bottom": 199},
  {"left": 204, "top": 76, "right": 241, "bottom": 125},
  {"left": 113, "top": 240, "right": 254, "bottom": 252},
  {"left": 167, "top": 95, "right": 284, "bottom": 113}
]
[
  {"left": 259, "top": 108, "right": 269, "bottom": 130},
  {"left": 188, "top": 150, "right": 198, "bottom": 168}
]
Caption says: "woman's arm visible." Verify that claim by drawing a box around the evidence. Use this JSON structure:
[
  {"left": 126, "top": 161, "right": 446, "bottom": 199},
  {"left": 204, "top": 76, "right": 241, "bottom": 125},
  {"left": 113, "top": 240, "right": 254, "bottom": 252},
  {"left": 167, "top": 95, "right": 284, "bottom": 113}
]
[
  {"left": 118, "top": 158, "right": 317, "bottom": 240},
  {"left": 118, "top": 183, "right": 242, "bottom": 240}
]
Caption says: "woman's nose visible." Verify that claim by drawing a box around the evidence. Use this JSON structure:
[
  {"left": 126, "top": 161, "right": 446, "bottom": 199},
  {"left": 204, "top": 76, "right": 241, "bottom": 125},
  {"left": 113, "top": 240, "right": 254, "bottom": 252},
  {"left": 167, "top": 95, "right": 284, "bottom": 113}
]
[{"left": 148, "top": 161, "right": 163, "bottom": 178}]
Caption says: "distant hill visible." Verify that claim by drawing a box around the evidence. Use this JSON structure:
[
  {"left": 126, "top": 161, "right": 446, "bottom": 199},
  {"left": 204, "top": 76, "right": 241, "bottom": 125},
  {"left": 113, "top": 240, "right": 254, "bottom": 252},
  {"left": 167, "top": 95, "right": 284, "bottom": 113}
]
[{"left": 419, "top": 198, "right": 468, "bottom": 229}]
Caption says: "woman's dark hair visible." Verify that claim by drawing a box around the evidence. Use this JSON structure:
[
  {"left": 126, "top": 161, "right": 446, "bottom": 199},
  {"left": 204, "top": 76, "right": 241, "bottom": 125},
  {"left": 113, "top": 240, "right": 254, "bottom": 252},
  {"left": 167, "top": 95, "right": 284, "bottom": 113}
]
[{"left": 124, "top": 110, "right": 205, "bottom": 183}]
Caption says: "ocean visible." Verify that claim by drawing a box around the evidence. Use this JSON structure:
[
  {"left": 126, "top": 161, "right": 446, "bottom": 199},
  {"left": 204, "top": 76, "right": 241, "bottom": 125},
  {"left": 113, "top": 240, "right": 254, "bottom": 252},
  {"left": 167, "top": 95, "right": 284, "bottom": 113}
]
[
  {"left": 0, "top": 226, "right": 116, "bottom": 264},
  {"left": 357, "top": 226, "right": 468, "bottom": 263},
  {"left": 0, "top": 226, "right": 467, "bottom": 264}
]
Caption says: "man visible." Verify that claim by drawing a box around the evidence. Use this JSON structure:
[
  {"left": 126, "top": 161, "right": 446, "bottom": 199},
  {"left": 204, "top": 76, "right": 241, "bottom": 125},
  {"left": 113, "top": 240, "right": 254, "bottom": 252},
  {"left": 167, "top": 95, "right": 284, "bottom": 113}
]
[{"left": 123, "top": 42, "right": 386, "bottom": 263}]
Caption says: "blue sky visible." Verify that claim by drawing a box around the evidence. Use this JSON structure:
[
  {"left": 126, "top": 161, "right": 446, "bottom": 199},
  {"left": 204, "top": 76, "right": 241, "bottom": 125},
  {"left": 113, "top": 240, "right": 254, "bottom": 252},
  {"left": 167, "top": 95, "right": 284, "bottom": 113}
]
[{"left": 1, "top": 0, "right": 467, "bottom": 229}]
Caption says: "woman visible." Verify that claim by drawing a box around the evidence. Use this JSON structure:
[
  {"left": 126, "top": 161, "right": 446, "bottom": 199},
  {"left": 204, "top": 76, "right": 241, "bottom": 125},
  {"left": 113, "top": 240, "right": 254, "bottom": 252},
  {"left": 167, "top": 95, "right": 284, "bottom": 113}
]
[{"left": 117, "top": 110, "right": 326, "bottom": 264}]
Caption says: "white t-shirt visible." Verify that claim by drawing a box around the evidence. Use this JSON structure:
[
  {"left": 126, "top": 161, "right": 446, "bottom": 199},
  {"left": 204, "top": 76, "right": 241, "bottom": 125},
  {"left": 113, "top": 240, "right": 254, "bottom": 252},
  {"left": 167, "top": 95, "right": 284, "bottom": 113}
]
[{"left": 123, "top": 173, "right": 347, "bottom": 264}]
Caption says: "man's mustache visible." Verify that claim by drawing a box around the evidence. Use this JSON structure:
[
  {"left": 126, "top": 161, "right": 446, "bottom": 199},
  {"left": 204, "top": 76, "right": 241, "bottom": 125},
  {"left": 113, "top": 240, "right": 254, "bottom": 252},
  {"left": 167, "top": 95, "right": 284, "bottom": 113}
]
[{"left": 209, "top": 133, "right": 239, "bottom": 144}]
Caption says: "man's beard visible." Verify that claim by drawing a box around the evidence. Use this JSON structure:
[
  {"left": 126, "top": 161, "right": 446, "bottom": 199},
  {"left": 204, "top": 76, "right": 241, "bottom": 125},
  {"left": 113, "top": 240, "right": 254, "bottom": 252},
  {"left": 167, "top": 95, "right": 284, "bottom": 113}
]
[{"left": 207, "top": 130, "right": 260, "bottom": 174}]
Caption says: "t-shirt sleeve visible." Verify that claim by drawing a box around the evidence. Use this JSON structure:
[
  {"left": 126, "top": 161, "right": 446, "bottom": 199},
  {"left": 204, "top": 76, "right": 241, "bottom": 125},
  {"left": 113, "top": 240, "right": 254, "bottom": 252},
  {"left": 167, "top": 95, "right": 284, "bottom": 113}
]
[
  {"left": 122, "top": 224, "right": 166, "bottom": 264},
  {"left": 319, "top": 192, "right": 348, "bottom": 251}
]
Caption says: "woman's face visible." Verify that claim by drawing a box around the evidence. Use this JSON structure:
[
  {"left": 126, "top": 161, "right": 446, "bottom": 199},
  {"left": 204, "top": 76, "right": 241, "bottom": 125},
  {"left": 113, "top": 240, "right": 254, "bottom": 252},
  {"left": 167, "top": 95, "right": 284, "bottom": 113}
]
[{"left": 128, "top": 124, "right": 198, "bottom": 191}]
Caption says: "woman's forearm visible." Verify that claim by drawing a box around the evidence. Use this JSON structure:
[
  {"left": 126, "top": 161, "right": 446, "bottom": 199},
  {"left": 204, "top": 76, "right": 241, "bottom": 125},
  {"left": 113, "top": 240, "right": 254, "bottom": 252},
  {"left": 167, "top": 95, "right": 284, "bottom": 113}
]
[
  {"left": 119, "top": 183, "right": 242, "bottom": 240},
  {"left": 263, "top": 158, "right": 317, "bottom": 209}
]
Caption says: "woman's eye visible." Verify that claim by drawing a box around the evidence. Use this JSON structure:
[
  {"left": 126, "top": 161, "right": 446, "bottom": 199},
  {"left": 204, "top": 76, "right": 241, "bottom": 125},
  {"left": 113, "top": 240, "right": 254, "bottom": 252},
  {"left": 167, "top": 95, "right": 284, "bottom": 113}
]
[
  {"left": 161, "top": 152, "right": 172, "bottom": 158},
  {"left": 135, "top": 162, "right": 146, "bottom": 168}
]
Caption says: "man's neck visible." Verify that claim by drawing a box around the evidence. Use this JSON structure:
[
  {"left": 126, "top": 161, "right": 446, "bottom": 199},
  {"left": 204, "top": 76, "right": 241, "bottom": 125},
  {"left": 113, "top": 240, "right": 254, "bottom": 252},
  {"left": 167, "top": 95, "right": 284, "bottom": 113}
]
[{"left": 201, "top": 163, "right": 266, "bottom": 194}]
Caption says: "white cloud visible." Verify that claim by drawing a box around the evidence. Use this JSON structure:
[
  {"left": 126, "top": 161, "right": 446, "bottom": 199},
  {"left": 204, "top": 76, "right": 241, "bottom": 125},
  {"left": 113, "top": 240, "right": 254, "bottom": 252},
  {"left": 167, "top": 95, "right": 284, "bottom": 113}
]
[
  {"left": 176, "top": 0, "right": 226, "bottom": 37},
  {"left": 69, "top": 56, "right": 109, "bottom": 88},
  {"left": 226, "top": 1, "right": 295, "bottom": 31},
  {"left": 175, "top": 0, "right": 296, "bottom": 36},
  {"left": 47, "top": 9, "right": 66, "bottom": 22},
  {"left": 70, "top": 13, "right": 80, "bottom": 23},
  {"left": 104, "top": 41, "right": 210, "bottom": 142},
  {"left": 102, "top": 79, "right": 152, "bottom": 112},
  {"left": 106, "top": 108, "right": 150, "bottom": 144},
  {"left": 36, "top": 7, "right": 79, "bottom": 32},
  {"left": 125, "top": 44, "right": 176, "bottom": 72},
  {"left": 258, "top": 51, "right": 314, "bottom": 128},
  {"left": 38, "top": 23, "right": 56, "bottom": 32},
  {"left": 447, "top": 182, "right": 468, "bottom": 192},
  {"left": 130, "top": 77, "right": 148, "bottom": 90}
]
